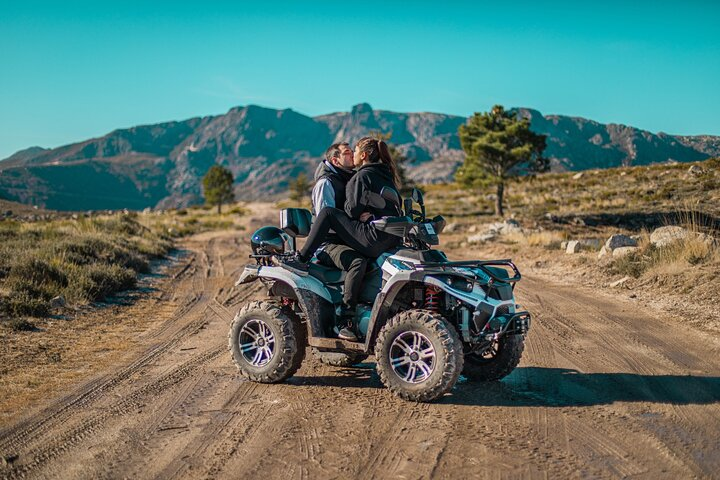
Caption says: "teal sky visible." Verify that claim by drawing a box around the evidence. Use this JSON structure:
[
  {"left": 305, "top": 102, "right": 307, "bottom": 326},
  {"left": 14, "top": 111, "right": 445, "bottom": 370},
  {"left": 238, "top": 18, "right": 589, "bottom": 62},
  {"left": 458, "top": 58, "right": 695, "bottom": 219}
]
[{"left": 1, "top": 0, "right": 719, "bottom": 160}]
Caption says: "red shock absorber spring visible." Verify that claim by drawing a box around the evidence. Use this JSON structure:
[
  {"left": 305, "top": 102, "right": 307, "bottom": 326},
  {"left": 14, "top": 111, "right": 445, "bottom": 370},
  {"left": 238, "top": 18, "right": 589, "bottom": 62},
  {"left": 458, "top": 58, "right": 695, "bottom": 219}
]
[{"left": 424, "top": 286, "right": 442, "bottom": 312}]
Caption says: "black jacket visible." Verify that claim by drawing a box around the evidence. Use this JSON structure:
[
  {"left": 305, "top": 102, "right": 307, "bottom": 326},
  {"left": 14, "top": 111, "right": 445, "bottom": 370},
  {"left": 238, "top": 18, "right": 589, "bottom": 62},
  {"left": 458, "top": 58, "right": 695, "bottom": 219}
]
[
  {"left": 314, "top": 159, "right": 354, "bottom": 211},
  {"left": 345, "top": 163, "right": 401, "bottom": 220}
]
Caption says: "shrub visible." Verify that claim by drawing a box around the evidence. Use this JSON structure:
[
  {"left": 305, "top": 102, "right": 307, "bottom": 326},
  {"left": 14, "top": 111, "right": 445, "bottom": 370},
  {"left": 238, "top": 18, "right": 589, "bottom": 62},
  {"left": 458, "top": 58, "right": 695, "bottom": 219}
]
[
  {"left": 1, "top": 290, "right": 50, "bottom": 318},
  {"left": 69, "top": 264, "right": 137, "bottom": 302},
  {"left": 7, "top": 258, "right": 68, "bottom": 292},
  {"left": 8, "top": 317, "right": 36, "bottom": 331}
]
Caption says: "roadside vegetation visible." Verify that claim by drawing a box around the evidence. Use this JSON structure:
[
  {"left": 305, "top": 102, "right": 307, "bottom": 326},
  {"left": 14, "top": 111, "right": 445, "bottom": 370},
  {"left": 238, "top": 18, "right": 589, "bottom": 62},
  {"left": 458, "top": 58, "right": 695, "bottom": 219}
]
[
  {"left": 0, "top": 204, "right": 247, "bottom": 331},
  {"left": 424, "top": 157, "right": 719, "bottom": 330}
]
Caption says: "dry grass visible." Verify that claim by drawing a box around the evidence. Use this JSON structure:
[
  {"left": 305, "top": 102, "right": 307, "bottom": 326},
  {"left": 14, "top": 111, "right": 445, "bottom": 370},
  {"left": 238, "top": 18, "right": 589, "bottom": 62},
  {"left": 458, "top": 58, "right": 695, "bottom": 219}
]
[
  {"left": 503, "top": 230, "right": 568, "bottom": 248},
  {"left": 608, "top": 212, "right": 719, "bottom": 279},
  {"left": 0, "top": 204, "right": 249, "bottom": 328},
  {"left": 422, "top": 157, "right": 720, "bottom": 222}
]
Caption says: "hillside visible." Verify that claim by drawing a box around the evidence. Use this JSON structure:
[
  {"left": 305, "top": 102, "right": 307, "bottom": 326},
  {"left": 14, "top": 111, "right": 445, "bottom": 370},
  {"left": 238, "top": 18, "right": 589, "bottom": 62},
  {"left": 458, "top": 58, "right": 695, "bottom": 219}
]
[{"left": 1, "top": 104, "right": 718, "bottom": 211}]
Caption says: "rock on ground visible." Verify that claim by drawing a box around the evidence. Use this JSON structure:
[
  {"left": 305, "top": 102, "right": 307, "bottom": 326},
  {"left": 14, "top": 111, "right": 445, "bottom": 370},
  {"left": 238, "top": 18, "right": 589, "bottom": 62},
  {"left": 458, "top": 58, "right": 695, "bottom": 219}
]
[
  {"left": 613, "top": 246, "right": 639, "bottom": 258},
  {"left": 650, "top": 226, "right": 689, "bottom": 248},
  {"left": 605, "top": 234, "right": 638, "bottom": 250}
]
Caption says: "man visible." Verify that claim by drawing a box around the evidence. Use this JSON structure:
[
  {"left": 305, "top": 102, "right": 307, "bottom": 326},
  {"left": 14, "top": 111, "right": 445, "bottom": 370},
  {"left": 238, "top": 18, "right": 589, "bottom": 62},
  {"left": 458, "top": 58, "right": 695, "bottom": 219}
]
[{"left": 311, "top": 142, "right": 369, "bottom": 341}]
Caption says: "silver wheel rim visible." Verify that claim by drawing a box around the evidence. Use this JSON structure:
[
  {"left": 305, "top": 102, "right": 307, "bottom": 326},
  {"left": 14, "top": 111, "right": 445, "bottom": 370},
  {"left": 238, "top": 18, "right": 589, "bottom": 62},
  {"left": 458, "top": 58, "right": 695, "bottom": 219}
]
[
  {"left": 238, "top": 319, "right": 276, "bottom": 367},
  {"left": 389, "top": 331, "right": 436, "bottom": 384}
]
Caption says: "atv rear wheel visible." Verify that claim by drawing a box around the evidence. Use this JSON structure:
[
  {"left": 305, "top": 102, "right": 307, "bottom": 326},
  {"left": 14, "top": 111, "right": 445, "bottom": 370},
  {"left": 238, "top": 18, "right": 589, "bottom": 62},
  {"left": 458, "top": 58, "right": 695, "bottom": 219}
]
[
  {"left": 463, "top": 334, "right": 524, "bottom": 382},
  {"left": 228, "top": 300, "right": 305, "bottom": 383},
  {"left": 375, "top": 310, "right": 463, "bottom": 402},
  {"left": 312, "top": 349, "right": 368, "bottom": 367}
]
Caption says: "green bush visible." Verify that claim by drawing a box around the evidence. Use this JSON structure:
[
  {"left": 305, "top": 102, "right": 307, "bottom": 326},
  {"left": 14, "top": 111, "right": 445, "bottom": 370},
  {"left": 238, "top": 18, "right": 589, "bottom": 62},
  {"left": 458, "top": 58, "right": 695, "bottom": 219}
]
[
  {"left": 1, "top": 291, "right": 50, "bottom": 318},
  {"left": 69, "top": 264, "right": 137, "bottom": 302}
]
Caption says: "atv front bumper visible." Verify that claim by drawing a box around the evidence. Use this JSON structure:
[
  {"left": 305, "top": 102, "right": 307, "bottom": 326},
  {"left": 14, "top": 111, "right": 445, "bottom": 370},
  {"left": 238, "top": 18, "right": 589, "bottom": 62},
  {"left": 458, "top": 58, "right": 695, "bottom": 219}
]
[{"left": 473, "top": 310, "right": 531, "bottom": 340}]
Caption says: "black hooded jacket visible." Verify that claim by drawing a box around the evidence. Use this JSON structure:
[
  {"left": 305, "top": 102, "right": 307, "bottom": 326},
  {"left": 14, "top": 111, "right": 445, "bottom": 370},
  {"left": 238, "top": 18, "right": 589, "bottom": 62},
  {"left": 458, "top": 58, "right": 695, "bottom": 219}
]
[
  {"left": 313, "top": 159, "right": 354, "bottom": 212},
  {"left": 344, "top": 163, "right": 401, "bottom": 220}
]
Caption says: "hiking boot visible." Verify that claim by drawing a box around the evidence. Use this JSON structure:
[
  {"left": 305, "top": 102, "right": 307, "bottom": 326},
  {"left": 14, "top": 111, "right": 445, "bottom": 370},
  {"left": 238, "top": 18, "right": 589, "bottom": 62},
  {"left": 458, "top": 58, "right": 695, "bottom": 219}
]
[
  {"left": 279, "top": 252, "right": 309, "bottom": 276},
  {"left": 337, "top": 307, "right": 359, "bottom": 341},
  {"left": 338, "top": 323, "right": 359, "bottom": 342}
]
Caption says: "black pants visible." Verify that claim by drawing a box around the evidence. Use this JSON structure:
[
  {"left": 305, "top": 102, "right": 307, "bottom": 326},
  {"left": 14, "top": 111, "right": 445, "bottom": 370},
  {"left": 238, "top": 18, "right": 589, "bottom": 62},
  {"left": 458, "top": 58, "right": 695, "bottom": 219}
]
[
  {"left": 316, "top": 243, "right": 368, "bottom": 309},
  {"left": 300, "top": 207, "right": 400, "bottom": 261}
]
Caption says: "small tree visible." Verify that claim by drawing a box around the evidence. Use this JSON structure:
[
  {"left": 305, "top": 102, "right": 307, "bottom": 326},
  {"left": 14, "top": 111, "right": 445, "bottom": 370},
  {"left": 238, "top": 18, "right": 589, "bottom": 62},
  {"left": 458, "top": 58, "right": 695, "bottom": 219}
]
[
  {"left": 289, "top": 172, "right": 311, "bottom": 205},
  {"left": 456, "top": 105, "right": 548, "bottom": 217},
  {"left": 202, "top": 165, "right": 235, "bottom": 214}
]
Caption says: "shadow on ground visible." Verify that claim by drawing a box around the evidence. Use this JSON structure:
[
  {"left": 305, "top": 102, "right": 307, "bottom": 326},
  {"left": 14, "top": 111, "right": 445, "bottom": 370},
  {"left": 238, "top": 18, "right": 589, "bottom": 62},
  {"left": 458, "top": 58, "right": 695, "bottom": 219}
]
[
  {"left": 288, "top": 365, "right": 720, "bottom": 407},
  {"left": 447, "top": 367, "right": 720, "bottom": 407},
  {"left": 553, "top": 210, "right": 720, "bottom": 232}
]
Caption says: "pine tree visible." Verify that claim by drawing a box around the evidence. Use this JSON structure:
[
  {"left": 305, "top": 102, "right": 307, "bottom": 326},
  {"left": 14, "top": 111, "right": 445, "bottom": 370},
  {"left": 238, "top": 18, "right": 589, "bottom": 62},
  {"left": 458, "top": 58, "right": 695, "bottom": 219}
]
[
  {"left": 289, "top": 173, "right": 311, "bottom": 205},
  {"left": 456, "top": 105, "right": 548, "bottom": 217},
  {"left": 202, "top": 165, "right": 235, "bottom": 214}
]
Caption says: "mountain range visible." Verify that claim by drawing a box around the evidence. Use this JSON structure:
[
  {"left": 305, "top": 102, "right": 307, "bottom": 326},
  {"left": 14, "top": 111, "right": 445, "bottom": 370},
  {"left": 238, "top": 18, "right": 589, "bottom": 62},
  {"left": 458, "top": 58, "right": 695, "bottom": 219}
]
[{"left": 1, "top": 103, "right": 718, "bottom": 211}]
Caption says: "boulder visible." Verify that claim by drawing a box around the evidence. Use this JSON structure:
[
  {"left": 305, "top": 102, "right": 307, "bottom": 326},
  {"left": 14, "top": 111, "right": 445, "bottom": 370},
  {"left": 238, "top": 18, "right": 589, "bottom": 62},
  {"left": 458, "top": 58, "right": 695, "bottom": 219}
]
[
  {"left": 688, "top": 165, "right": 704, "bottom": 176},
  {"left": 598, "top": 246, "right": 611, "bottom": 258},
  {"left": 605, "top": 234, "right": 637, "bottom": 251},
  {"left": 444, "top": 222, "right": 459, "bottom": 233},
  {"left": 579, "top": 238, "right": 601, "bottom": 250},
  {"left": 572, "top": 172, "right": 584, "bottom": 180},
  {"left": 565, "top": 240, "right": 582, "bottom": 254},
  {"left": 566, "top": 239, "right": 601, "bottom": 254},
  {"left": 50, "top": 295, "right": 66, "bottom": 308},
  {"left": 612, "top": 246, "right": 639, "bottom": 258},
  {"left": 468, "top": 233, "right": 497, "bottom": 244},
  {"left": 650, "top": 226, "right": 688, "bottom": 248},
  {"left": 560, "top": 241, "right": 568, "bottom": 250}
]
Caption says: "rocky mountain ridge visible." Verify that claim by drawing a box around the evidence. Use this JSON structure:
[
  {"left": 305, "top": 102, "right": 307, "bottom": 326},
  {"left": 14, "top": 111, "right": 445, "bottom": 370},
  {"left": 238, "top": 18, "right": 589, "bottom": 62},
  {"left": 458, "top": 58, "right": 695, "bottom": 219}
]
[{"left": 1, "top": 103, "right": 717, "bottom": 210}]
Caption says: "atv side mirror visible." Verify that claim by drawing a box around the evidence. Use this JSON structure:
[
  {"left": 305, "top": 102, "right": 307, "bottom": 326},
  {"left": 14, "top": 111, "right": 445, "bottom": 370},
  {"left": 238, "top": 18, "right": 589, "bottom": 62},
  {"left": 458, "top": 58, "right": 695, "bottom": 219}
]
[
  {"left": 411, "top": 188, "right": 424, "bottom": 205},
  {"left": 411, "top": 188, "right": 426, "bottom": 221}
]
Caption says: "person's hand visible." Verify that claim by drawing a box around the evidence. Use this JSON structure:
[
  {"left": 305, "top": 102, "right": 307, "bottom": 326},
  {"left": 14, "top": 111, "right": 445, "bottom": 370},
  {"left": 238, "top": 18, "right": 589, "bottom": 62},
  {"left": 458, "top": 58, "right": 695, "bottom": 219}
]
[{"left": 359, "top": 212, "right": 372, "bottom": 222}]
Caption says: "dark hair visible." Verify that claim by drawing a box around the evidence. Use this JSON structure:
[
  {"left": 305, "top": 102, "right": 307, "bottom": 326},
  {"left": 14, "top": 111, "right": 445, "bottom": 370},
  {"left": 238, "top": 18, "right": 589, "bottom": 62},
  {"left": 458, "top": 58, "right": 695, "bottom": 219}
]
[
  {"left": 324, "top": 142, "right": 350, "bottom": 163},
  {"left": 356, "top": 136, "right": 400, "bottom": 186}
]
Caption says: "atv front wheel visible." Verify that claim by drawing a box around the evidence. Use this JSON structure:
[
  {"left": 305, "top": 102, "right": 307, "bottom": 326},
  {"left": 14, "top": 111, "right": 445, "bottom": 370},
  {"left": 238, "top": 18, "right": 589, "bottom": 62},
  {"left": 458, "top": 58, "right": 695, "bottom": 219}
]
[
  {"left": 228, "top": 300, "right": 305, "bottom": 383},
  {"left": 375, "top": 310, "right": 463, "bottom": 402},
  {"left": 311, "top": 349, "right": 368, "bottom": 367},
  {"left": 463, "top": 334, "right": 524, "bottom": 382}
]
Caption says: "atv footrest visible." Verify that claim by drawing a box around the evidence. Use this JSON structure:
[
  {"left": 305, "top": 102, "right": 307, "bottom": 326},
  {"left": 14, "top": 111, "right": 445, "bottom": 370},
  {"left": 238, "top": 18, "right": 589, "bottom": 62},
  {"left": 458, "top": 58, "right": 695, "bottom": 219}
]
[{"left": 309, "top": 337, "right": 366, "bottom": 353}]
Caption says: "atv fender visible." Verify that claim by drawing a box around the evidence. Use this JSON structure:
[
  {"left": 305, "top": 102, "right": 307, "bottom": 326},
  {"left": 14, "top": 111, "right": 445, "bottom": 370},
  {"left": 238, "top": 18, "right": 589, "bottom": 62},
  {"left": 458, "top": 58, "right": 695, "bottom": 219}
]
[
  {"left": 236, "top": 265, "right": 260, "bottom": 285},
  {"left": 363, "top": 271, "right": 513, "bottom": 350},
  {"left": 235, "top": 265, "right": 334, "bottom": 339}
]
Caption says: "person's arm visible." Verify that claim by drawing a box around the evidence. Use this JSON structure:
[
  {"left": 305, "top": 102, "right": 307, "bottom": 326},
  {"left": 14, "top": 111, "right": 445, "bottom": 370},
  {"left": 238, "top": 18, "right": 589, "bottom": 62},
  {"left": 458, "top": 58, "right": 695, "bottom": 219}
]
[
  {"left": 311, "top": 178, "right": 335, "bottom": 216},
  {"left": 345, "top": 174, "right": 370, "bottom": 219}
]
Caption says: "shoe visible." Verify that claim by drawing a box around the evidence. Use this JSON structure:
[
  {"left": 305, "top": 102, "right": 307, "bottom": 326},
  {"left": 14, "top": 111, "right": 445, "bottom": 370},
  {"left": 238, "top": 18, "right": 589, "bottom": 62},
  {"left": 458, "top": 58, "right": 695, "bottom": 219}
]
[
  {"left": 337, "top": 307, "right": 359, "bottom": 341},
  {"left": 279, "top": 252, "right": 309, "bottom": 276},
  {"left": 338, "top": 324, "right": 359, "bottom": 342}
]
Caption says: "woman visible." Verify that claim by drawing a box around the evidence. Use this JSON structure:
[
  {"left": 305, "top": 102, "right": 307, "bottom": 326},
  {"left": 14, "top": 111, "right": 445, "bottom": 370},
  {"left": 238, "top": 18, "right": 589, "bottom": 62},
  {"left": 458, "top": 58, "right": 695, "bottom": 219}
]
[{"left": 280, "top": 137, "right": 403, "bottom": 339}]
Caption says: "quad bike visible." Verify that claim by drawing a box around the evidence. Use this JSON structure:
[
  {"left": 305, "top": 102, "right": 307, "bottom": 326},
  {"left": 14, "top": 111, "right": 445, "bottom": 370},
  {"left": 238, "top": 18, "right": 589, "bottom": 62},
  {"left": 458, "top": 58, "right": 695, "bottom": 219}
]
[{"left": 230, "top": 188, "right": 531, "bottom": 402}]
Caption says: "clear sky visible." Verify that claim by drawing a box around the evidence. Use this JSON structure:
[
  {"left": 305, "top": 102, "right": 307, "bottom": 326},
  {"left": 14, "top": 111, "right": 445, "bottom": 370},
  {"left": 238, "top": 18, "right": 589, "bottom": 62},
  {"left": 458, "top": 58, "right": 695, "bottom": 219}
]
[{"left": 1, "top": 0, "right": 719, "bottom": 160}]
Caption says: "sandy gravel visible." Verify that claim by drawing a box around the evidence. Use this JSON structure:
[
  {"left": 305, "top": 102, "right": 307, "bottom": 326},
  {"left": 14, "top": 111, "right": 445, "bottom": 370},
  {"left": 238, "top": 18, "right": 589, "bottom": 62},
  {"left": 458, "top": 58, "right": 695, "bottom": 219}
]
[{"left": 1, "top": 226, "right": 719, "bottom": 479}]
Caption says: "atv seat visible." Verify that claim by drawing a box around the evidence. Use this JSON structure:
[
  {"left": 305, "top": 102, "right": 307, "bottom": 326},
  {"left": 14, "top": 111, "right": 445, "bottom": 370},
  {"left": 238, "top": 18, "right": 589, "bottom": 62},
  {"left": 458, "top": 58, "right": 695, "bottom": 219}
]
[{"left": 308, "top": 263, "right": 344, "bottom": 284}]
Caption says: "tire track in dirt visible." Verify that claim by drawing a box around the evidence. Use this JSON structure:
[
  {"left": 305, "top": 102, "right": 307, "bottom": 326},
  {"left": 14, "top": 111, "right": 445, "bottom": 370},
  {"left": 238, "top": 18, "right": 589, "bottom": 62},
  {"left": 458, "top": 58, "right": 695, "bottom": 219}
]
[{"left": 0, "top": 232, "right": 257, "bottom": 479}]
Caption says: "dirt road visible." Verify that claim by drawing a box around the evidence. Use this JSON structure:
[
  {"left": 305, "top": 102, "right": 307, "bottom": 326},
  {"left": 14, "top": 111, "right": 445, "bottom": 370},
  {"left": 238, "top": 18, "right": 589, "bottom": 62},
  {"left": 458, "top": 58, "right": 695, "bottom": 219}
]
[{"left": 1, "top": 229, "right": 719, "bottom": 479}]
